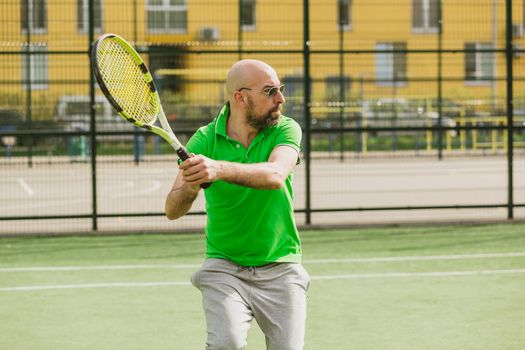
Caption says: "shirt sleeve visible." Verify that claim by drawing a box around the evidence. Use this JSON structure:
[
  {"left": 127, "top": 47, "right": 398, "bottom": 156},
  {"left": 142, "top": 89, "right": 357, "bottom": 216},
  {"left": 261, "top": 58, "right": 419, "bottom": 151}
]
[
  {"left": 178, "top": 126, "right": 210, "bottom": 164},
  {"left": 275, "top": 117, "right": 302, "bottom": 152},
  {"left": 274, "top": 117, "right": 302, "bottom": 164},
  {"left": 186, "top": 127, "right": 208, "bottom": 155}
]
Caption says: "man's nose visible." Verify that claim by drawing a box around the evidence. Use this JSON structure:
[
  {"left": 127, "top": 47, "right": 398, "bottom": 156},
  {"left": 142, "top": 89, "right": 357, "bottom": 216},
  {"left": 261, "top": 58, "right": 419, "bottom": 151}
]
[{"left": 274, "top": 90, "right": 285, "bottom": 103}]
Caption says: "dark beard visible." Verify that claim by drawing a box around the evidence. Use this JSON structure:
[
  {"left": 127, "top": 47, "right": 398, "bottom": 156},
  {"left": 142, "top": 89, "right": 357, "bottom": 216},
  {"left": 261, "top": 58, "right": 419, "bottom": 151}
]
[
  {"left": 247, "top": 111, "right": 280, "bottom": 131},
  {"left": 246, "top": 97, "right": 281, "bottom": 131}
]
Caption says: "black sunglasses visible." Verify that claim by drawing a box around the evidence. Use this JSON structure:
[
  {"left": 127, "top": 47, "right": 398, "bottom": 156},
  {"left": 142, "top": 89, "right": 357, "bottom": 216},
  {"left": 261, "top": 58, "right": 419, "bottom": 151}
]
[{"left": 238, "top": 84, "right": 285, "bottom": 97}]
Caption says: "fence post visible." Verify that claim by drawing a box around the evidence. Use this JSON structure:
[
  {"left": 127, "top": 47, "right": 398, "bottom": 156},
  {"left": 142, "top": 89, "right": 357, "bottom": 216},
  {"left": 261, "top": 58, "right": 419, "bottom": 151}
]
[
  {"left": 338, "top": 0, "right": 345, "bottom": 162},
  {"left": 303, "top": 0, "right": 312, "bottom": 225},
  {"left": 22, "top": 0, "right": 33, "bottom": 168},
  {"left": 437, "top": 0, "right": 444, "bottom": 160},
  {"left": 88, "top": 0, "right": 98, "bottom": 230},
  {"left": 505, "top": 0, "right": 514, "bottom": 219},
  {"left": 237, "top": 0, "right": 243, "bottom": 60}
]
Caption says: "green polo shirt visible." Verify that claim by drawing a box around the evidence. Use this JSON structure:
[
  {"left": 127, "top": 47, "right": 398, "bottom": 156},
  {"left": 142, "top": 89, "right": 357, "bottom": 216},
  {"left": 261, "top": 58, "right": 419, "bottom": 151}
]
[{"left": 185, "top": 103, "right": 302, "bottom": 266}]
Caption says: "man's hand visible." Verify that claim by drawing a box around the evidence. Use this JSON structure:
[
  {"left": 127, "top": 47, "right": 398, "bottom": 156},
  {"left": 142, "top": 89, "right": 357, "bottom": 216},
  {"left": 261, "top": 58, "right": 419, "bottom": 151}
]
[{"left": 179, "top": 155, "right": 220, "bottom": 188}]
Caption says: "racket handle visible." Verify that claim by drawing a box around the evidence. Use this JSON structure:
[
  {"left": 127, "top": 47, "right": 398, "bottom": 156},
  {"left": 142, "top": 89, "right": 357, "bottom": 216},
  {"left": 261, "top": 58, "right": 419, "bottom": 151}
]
[
  {"left": 176, "top": 147, "right": 192, "bottom": 161},
  {"left": 200, "top": 182, "right": 212, "bottom": 189},
  {"left": 176, "top": 147, "right": 212, "bottom": 190}
]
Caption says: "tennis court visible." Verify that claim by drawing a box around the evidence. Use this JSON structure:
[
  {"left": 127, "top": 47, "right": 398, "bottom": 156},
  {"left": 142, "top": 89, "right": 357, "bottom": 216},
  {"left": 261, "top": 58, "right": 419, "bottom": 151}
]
[
  {"left": 1, "top": 223, "right": 524, "bottom": 349},
  {"left": 2, "top": 2, "right": 525, "bottom": 349},
  {"left": 2, "top": 154, "right": 524, "bottom": 234}
]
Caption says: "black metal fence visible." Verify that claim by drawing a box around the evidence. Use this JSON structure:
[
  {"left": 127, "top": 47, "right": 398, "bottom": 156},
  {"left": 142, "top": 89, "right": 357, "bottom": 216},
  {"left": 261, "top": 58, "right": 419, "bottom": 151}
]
[{"left": 0, "top": 0, "right": 524, "bottom": 234}]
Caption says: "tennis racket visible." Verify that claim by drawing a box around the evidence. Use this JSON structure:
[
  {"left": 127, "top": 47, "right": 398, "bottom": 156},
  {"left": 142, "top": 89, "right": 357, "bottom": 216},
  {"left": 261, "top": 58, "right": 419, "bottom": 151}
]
[{"left": 91, "top": 33, "right": 210, "bottom": 189}]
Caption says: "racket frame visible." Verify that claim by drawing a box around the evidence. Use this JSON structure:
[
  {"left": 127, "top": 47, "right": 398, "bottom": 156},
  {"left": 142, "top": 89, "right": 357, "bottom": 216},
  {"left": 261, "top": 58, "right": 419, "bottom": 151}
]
[
  {"left": 91, "top": 33, "right": 191, "bottom": 161},
  {"left": 92, "top": 33, "right": 211, "bottom": 189}
]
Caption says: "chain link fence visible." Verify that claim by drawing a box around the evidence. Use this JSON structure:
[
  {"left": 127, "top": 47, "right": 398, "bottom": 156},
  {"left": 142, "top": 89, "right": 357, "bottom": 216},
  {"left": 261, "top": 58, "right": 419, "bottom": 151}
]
[{"left": 0, "top": 0, "right": 524, "bottom": 234}]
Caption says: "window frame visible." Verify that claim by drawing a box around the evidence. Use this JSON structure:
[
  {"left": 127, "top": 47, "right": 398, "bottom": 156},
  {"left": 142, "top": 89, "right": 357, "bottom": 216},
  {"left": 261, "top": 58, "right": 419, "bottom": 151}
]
[
  {"left": 464, "top": 42, "right": 495, "bottom": 85},
  {"left": 147, "top": 0, "right": 188, "bottom": 34},
  {"left": 241, "top": 0, "right": 256, "bottom": 32},
  {"left": 375, "top": 42, "right": 408, "bottom": 87},
  {"left": 337, "top": 0, "right": 352, "bottom": 32},
  {"left": 22, "top": 44, "right": 49, "bottom": 91},
  {"left": 77, "top": 0, "right": 104, "bottom": 34},
  {"left": 21, "top": 0, "right": 48, "bottom": 34},
  {"left": 412, "top": 0, "right": 439, "bottom": 34}
]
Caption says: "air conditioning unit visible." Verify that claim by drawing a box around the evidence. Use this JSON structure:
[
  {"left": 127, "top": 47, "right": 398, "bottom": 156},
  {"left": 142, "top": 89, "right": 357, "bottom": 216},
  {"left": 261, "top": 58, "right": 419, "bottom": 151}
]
[
  {"left": 512, "top": 23, "right": 524, "bottom": 37},
  {"left": 514, "top": 44, "right": 524, "bottom": 58},
  {"left": 199, "top": 27, "right": 220, "bottom": 41}
]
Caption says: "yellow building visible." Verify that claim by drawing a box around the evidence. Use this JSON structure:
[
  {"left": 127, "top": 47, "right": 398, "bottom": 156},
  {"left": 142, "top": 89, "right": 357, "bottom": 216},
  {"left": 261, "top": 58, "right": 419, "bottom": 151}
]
[{"left": 0, "top": 0, "right": 524, "bottom": 122}]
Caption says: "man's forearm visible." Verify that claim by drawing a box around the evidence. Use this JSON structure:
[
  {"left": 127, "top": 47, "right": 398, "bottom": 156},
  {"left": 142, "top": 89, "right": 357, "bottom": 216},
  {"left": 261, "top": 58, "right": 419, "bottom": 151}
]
[
  {"left": 217, "top": 161, "right": 286, "bottom": 190},
  {"left": 165, "top": 184, "right": 199, "bottom": 220},
  {"left": 177, "top": 146, "right": 298, "bottom": 190}
]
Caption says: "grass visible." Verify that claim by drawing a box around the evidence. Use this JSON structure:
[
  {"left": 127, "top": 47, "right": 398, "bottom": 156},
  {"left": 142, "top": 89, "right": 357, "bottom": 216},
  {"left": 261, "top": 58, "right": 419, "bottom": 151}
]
[{"left": 1, "top": 223, "right": 524, "bottom": 349}]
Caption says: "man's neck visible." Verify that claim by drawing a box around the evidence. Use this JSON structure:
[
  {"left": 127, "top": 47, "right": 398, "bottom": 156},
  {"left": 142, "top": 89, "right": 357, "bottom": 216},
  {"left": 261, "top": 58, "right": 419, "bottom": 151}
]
[{"left": 227, "top": 112, "right": 259, "bottom": 149}]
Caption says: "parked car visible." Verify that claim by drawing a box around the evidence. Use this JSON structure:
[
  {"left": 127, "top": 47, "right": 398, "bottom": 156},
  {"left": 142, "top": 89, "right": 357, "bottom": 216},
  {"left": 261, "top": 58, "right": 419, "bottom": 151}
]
[{"left": 54, "top": 95, "right": 133, "bottom": 133}]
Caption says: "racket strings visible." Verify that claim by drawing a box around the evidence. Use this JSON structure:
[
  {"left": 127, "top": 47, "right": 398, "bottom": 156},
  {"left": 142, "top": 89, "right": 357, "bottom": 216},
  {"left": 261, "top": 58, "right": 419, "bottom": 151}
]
[{"left": 96, "top": 39, "right": 158, "bottom": 125}]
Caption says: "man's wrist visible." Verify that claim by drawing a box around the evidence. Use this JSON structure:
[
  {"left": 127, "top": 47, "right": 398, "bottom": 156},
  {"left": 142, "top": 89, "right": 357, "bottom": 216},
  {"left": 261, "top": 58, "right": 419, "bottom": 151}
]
[
  {"left": 184, "top": 183, "right": 201, "bottom": 196},
  {"left": 215, "top": 160, "right": 226, "bottom": 182}
]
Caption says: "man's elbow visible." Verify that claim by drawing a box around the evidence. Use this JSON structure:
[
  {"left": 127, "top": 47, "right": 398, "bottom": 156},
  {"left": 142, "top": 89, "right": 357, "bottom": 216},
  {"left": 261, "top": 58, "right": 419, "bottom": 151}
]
[
  {"left": 165, "top": 210, "right": 177, "bottom": 221},
  {"left": 165, "top": 198, "right": 184, "bottom": 220},
  {"left": 164, "top": 205, "right": 178, "bottom": 220},
  {"left": 265, "top": 172, "right": 286, "bottom": 190},
  {"left": 263, "top": 162, "right": 293, "bottom": 190},
  {"left": 165, "top": 190, "right": 197, "bottom": 220}
]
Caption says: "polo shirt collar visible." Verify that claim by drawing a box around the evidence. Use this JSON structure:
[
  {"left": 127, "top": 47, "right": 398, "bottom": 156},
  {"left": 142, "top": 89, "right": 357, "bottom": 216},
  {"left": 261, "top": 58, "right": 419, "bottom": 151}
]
[{"left": 215, "top": 102, "right": 230, "bottom": 137}]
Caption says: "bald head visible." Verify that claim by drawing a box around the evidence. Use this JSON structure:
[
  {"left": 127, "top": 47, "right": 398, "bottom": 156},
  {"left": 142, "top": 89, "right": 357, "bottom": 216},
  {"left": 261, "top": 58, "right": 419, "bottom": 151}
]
[{"left": 226, "top": 59, "right": 278, "bottom": 98}]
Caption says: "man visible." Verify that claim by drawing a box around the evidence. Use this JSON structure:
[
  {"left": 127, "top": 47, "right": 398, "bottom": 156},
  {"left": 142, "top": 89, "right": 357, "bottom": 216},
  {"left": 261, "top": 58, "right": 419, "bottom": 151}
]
[{"left": 165, "top": 59, "right": 309, "bottom": 350}]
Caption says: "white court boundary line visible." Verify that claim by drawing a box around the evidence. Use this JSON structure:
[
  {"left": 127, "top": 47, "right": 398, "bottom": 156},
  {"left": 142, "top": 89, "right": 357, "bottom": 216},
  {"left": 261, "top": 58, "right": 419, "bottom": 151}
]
[
  {"left": 1, "top": 268, "right": 525, "bottom": 292},
  {"left": 0, "top": 264, "right": 201, "bottom": 272},
  {"left": 305, "top": 252, "right": 525, "bottom": 264},
  {"left": 16, "top": 178, "right": 34, "bottom": 196},
  {"left": 0, "top": 281, "right": 191, "bottom": 292},
  {"left": 1, "top": 251, "right": 525, "bottom": 273},
  {"left": 310, "top": 268, "right": 525, "bottom": 281}
]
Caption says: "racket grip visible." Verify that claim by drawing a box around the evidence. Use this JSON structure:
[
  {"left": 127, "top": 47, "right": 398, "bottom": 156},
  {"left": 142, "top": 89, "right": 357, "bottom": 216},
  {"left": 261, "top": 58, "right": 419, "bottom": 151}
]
[
  {"left": 176, "top": 147, "right": 191, "bottom": 161},
  {"left": 176, "top": 147, "right": 212, "bottom": 190}
]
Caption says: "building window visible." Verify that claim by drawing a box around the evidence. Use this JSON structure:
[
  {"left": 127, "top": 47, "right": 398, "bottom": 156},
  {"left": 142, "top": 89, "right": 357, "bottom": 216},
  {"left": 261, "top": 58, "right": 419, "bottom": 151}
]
[
  {"left": 241, "top": 0, "right": 256, "bottom": 31},
  {"left": 325, "top": 76, "right": 352, "bottom": 103},
  {"left": 22, "top": 45, "right": 48, "bottom": 90},
  {"left": 77, "top": 0, "right": 103, "bottom": 34},
  {"left": 147, "top": 0, "right": 187, "bottom": 33},
  {"left": 375, "top": 42, "right": 407, "bottom": 86},
  {"left": 412, "top": 0, "right": 438, "bottom": 33},
  {"left": 20, "top": 0, "right": 47, "bottom": 34},
  {"left": 337, "top": 0, "right": 352, "bottom": 31},
  {"left": 465, "top": 43, "right": 494, "bottom": 83}
]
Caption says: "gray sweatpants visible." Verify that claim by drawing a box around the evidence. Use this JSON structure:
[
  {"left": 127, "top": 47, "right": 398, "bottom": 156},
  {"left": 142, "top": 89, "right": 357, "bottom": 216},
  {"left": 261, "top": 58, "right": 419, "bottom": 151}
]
[{"left": 191, "top": 258, "right": 310, "bottom": 350}]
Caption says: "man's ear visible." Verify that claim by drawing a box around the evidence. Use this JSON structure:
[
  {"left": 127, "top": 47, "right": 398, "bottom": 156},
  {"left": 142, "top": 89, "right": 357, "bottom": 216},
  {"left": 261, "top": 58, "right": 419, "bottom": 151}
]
[{"left": 233, "top": 91, "right": 246, "bottom": 104}]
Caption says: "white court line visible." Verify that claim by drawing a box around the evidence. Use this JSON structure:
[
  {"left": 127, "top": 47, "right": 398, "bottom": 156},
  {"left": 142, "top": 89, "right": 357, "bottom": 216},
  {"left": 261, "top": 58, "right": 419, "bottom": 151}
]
[
  {"left": 0, "top": 264, "right": 200, "bottom": 272},
  {"left": 305, "top": 252, "right": 525, "bottom": 264},
  {"left": 1, "top": 268, "right": 525, "bottom": 292},
  {"left": 0, "top": 281, "right": 191, "bottom": 292},
  {"left": 1, "top": 252, "right": 524, "bottom": 273},
  {"left": 311, "top": 268, "right": 525, "bottom": 281},
  {"left": 16, "top": 178, "right": 34, "bottom": 196}
]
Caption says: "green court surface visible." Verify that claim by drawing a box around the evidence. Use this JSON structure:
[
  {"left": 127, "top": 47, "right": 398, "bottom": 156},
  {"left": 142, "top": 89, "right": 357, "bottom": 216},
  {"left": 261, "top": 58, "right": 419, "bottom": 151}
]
[{"left": 1, "top": 223, "right": 524, "bottom": 349}]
